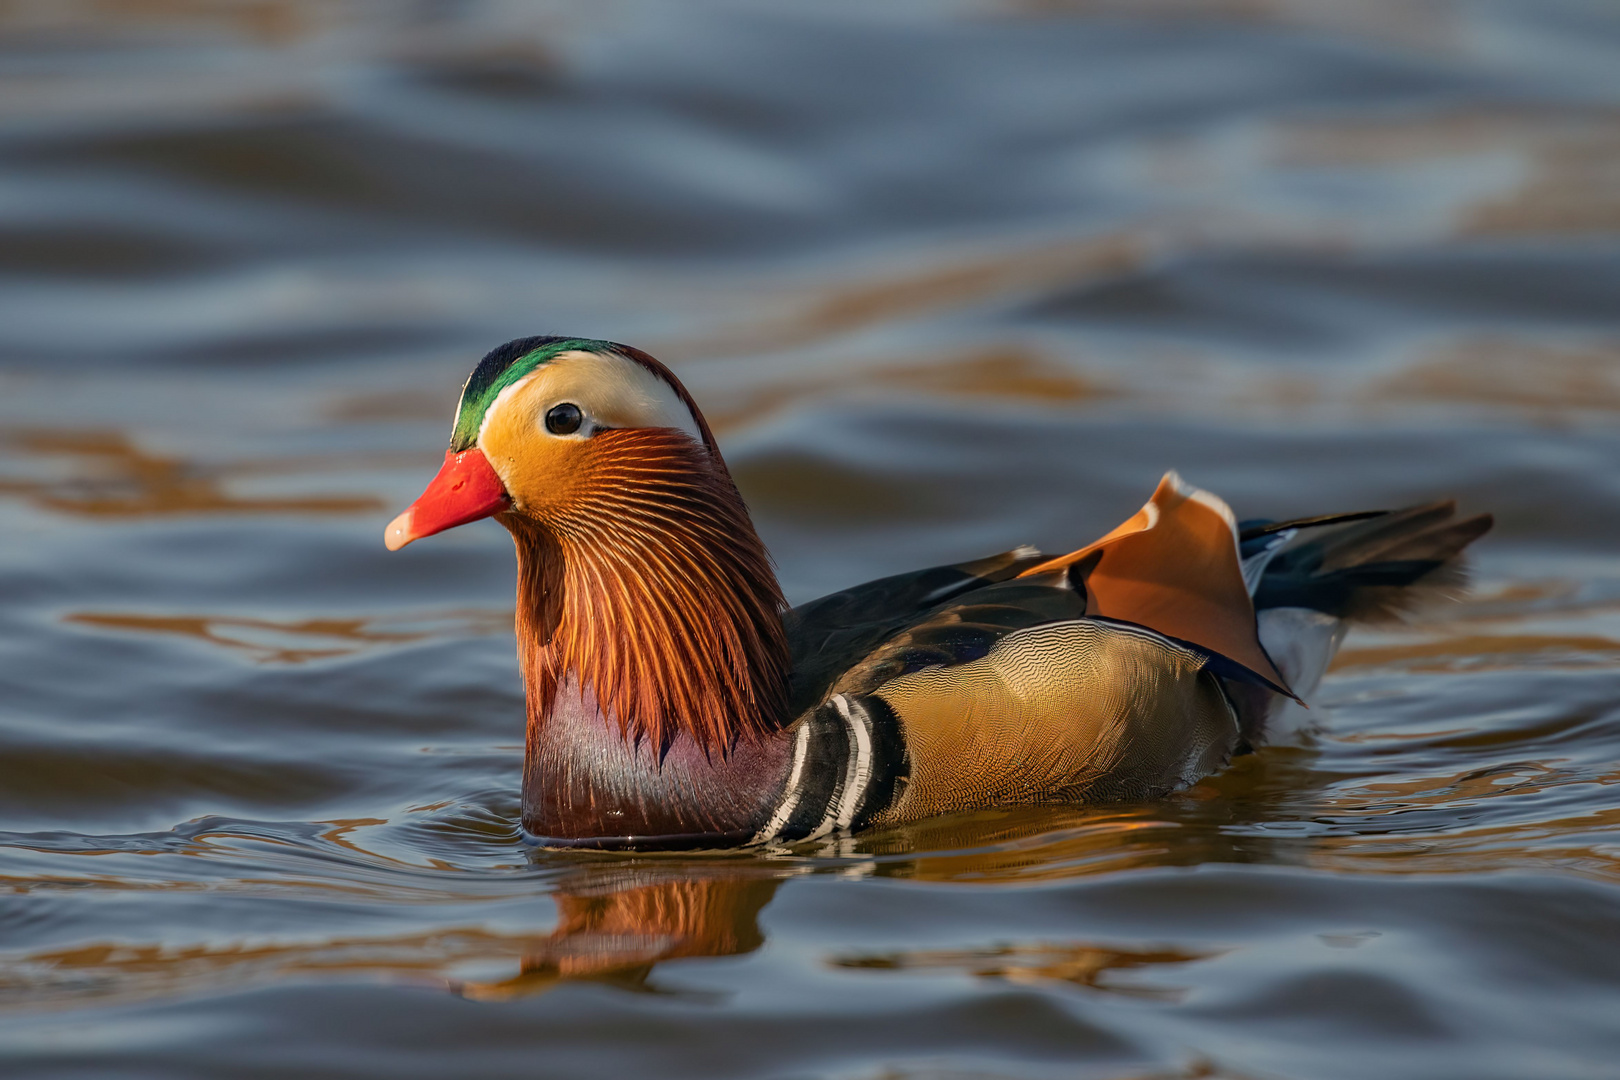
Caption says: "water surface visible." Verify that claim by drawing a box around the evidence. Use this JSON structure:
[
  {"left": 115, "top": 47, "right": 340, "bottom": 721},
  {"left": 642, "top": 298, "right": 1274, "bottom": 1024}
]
[{"left": 3, "top": 3, "right": 1620, "bottom": 1077}]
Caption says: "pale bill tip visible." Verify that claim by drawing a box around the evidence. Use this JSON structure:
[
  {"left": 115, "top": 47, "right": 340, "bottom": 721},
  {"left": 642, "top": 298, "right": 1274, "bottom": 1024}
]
[{"left": 384, "top": 510, "right": 415, "bottom": 552}]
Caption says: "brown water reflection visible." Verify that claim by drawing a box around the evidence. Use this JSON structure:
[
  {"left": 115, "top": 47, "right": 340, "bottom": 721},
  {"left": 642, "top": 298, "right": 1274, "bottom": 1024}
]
[
  {"left": 703, "top": 347, "right": 1109, "bottom": 434},
  {"left": 1276, "top": 108, "right": 1620, "bottom": 237},
  {"left": 833, "top": 942, "right": 1216, "bottom": 1002},
  {"left": 62, "top": 609, "right": 509, "bottom": 664},
  {"left": 2, "top": 925, "right": 559, "bottom": 1011},
  {"left": 0, "top": 429, "right": 380, "bottom": 517},
  {"left": 1, "top": 865, "right": 787, "bottom": 1010},
  {"left": 1335, "top": 632, "right": 1620, "bottom": 672},
  {"left": 1373, "top": 339, "right": 1620, "bottom": 416},
  {"left": 676, "top": 234, "right": 1149, "bottom": 362},
  {"left": 455, "top": 868, "right": 785, "bottom": 1002}
]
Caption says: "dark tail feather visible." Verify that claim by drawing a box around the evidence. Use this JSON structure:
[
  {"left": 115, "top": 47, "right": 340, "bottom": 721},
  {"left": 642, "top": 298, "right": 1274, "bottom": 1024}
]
[
  {"left": 1252, "top": 501, "right": 1493, "bottom": 623},
  {"left": 1239, "top": 509, "right": 1388, "bottom": 541}
]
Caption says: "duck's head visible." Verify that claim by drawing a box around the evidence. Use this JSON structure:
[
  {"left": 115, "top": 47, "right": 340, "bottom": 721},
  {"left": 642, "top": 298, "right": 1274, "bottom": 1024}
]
[
  {"left": 385, "top": 337, "right": 788, "bottom": 755},
  {"left": 385, "top": 336, "right": 722, "bottom": 551}
]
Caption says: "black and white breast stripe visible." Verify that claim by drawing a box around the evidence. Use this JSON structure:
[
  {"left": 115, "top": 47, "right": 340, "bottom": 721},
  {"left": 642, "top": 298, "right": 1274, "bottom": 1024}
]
[{"left": 750, "top": 692, "right": 908, "bottom": 846}]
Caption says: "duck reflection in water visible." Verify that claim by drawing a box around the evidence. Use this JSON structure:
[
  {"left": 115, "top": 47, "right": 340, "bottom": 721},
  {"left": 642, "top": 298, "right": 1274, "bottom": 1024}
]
[
  {"left": 451, "top": 864, "right": 786, "bottom": 1001},
  {"left": 452, "top": 859, "right": 1213, "bottom": 1003},
  {"left": 455, "top": 803, "right": 1253, "bottom": 1003}
]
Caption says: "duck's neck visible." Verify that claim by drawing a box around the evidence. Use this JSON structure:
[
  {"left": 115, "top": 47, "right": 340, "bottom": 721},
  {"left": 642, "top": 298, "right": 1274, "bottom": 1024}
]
[{"left": 503, "top": 430, "right": 795, "bottom": 844}]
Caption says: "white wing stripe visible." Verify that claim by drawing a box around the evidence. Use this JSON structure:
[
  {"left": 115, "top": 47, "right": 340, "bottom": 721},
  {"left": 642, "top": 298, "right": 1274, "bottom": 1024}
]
[
  {"left": 751, "top": 721, "right": 812, "bottom": 844},
  {"left": 834, "top": 695, "right": 873, "bottom": 830},
  {"left": 807, "top": 694, "right": 873, "bottom": 841}
]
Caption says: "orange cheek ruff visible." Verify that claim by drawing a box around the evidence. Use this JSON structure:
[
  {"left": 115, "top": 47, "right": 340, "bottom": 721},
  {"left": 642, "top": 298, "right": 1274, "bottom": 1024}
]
[
  {"left": 510, "top": 427, "right": 791, "bottom": 758},
  {"left": 385, "top": 448, "right": 512, "bottom": 551}
]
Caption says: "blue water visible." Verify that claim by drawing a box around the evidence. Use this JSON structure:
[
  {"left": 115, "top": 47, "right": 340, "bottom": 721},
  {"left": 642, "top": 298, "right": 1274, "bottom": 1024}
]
[{"left": 2, "top": 3, "right": 1619, "bottom": 1077}]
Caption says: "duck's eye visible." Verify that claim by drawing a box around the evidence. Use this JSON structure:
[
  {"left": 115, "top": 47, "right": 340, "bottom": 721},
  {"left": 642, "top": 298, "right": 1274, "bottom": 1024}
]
[{"left": 545, "top": 402, "right": 584, "bottom": 436}]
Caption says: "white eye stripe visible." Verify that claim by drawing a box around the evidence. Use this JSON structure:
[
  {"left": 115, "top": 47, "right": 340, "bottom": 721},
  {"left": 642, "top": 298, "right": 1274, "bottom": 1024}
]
[{"left": 479, "top": 349, "right": 705, "bottom": 446}]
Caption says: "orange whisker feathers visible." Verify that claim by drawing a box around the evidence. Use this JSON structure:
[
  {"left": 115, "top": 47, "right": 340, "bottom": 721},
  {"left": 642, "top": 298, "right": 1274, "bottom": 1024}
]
[{"left": 508, "top": 428, "right": 790, "bottom": 757}]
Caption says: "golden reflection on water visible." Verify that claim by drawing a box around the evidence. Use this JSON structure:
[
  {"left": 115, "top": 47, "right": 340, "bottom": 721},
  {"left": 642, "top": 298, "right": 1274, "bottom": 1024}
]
[
  {"left": 0, "top": 0, "right": 329, "bottom": 44},
  {"left": 1371, "top": 339, "right": 1620, "bottom": 417},
  {"left": 0, "top": 866, "right": 789, "bottom": 1009},
  {"left": 1333, "top": 633, "right": 1620, "bottom": 673},
  {"left": 858, "top": 809, "right": 1202, "bottom": 883},
  {"left": 62, "top": 609, "right": 511, "bottom": 664},
  {"left": 0, "top": 429, "right": 381, "bottom": 518},
  {"left": 1276, "top": 107, "right": 1620, "bottom": 237},
  {"left": 670, "top": 233, "right": 1147, "bottom": 364},
  {"left": 1, "top": 926, "right": 560, "bottom": 1011},
  {"left": 1306, "top": 799, "right": 1620, "bottom": 881},
  {"left": 454, "top": 869, "right": 784, "bottom": 1001},
  {"left": 703, "top": 347, "right": 1110, "bottom": 434},
  {"left": 1330, "top": 580, "right": 1620, "bottom": 674},
  {"left": 832, "top": 941, "right": 1217, "bottom": 1001},
  {"left": 325, "top": 389, "right": 450, "bottom": 424}
]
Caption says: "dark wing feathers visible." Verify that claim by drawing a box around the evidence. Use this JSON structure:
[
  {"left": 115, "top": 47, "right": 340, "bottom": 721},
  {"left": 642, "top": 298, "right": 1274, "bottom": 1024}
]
[
  {"left": 1238, "top": 510, "right": 1388, "bottom": 546},
  {"left": 784, "top": 547, "right": 1046, "bottom": 715},
  {"left": 827, "top": 575, "right": 1090, "bottom": 700}
]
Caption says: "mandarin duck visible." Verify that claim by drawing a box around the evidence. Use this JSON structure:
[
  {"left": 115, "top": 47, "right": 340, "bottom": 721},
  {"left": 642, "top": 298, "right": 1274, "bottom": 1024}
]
[{"left": 385, "top": 337, "right": 1492, "bottom": 850}]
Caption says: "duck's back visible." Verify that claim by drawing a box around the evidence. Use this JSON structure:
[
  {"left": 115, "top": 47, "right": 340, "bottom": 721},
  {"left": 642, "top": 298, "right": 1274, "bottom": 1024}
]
[{"left": 765, "top": 474, "right": 1490, "bottom": 841}]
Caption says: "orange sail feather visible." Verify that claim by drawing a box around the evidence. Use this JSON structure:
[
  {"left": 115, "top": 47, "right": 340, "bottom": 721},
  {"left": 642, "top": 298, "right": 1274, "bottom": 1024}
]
[{"left": 1020, "top": 472, "right": 1295, "bottom": 697}]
